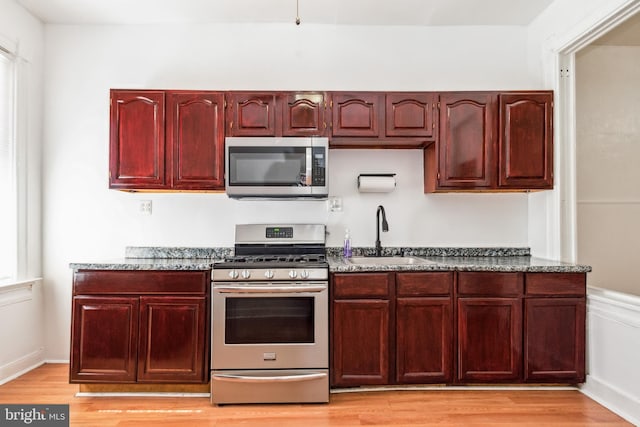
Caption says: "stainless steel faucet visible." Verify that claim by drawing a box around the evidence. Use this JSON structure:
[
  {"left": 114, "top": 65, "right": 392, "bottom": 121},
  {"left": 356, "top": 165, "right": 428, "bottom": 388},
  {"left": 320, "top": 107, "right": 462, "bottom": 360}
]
[{"left": 375, "top": 205, "right": 389, "bottom": 257}]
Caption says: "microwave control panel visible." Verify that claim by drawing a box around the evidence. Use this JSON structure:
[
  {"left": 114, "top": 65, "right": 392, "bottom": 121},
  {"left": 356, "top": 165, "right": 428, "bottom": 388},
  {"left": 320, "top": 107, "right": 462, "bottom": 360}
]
[{"left": 312, "top": 147, "right": 326, "bottom": 186}]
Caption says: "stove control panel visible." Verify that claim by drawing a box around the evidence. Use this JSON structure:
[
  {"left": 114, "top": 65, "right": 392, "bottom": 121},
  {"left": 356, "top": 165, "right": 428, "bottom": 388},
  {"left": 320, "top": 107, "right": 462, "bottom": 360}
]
[{"left": 265, "top": 227, "right": 293, "bottom": 239}]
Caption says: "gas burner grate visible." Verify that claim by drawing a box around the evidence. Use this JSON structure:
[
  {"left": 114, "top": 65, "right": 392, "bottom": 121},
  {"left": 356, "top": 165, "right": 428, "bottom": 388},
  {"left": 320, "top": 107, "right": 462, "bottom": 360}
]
[{"left": 224, "top": 254, "right": 326, "bottom": 264}]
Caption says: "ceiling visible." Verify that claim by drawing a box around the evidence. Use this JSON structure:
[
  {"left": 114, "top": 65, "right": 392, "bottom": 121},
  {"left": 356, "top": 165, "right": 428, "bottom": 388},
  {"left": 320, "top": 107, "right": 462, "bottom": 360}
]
[{"left": 16, "top": 0, "right": 556, "bottom": 26}]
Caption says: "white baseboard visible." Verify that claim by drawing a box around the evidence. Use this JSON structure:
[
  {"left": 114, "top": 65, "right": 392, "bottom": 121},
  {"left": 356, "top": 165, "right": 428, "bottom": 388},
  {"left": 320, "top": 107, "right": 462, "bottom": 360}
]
[
  {"left": 581, "top": 375, "right": 640, "bottom": 426},
  {"left": 0, "top": 348, "right": 45, "bottom": 385}
]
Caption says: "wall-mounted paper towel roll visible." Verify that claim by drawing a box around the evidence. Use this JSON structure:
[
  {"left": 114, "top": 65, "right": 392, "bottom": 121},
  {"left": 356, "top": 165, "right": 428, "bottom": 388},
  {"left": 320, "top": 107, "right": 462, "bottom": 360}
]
[{"left": 357, "top": 174, "right": 396, "bottom": 193}]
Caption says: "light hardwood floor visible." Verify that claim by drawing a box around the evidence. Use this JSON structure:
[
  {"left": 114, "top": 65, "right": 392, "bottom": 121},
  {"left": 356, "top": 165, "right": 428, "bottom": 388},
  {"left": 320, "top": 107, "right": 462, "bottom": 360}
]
[{"left": 0, "top": 364, "right": 632, "bottom": 426}]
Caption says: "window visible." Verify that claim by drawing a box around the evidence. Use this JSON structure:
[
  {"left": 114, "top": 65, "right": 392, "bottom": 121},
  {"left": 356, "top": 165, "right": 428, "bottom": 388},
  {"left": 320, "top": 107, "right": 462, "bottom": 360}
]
[{"left": 0, "top": 48, "right": 16, "bottom": 282}]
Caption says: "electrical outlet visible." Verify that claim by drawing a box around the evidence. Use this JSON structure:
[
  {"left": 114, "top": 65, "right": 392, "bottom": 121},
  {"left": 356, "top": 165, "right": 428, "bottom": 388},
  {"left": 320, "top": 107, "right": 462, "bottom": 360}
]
[
  {"left": 140, "top": 200, "right": 152, "bottom": 215},
  {"left": 328, "top": 197, "right": 343, "bottom": 212}
]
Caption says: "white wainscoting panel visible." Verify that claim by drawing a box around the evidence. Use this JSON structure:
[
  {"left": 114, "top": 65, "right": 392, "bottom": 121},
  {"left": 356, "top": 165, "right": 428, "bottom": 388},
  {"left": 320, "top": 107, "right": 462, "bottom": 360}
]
[{"left": 581, "top": 286, "right": 640, "bottom": 426}]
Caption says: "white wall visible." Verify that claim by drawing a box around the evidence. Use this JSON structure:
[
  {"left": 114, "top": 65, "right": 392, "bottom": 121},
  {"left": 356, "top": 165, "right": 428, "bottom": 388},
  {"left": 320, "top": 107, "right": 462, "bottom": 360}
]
[
  {"left": 41, "top": 23, "right": 541, "bottom": 360},
  {"left": 0, "top": 0, "right": 44, "bottom": 381},
  {"left": 576, "top": 45, "right": 640, "bottom": 297}
]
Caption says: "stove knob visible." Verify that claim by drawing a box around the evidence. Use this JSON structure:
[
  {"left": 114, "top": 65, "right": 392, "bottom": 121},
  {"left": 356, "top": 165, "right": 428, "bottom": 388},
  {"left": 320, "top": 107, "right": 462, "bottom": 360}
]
[
  {"left": 300, "top": 270, "right": 310, "bottom": 279},
  {"left": 241, "top": 270, "right": 251, "bottom": 279},
  {"left": 264, "top": 270, "right": 274, "bottom": 279},
  {"left": 228, "top": 270, "right": 239, "bottom": 280},
  {"left": 288, "top": 270, "right": 298, "bottom": 279}
]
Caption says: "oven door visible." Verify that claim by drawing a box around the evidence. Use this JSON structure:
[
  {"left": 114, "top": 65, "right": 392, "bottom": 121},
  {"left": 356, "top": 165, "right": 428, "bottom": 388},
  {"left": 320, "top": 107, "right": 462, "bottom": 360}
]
[{"left": 212, "top": 282, "right": 328, "bottom": 370}]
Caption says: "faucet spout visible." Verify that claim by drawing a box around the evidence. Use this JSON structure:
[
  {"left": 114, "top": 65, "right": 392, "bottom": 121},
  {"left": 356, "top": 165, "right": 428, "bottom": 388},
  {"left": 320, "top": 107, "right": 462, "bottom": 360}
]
[{"left": 375, "top": 205, "right": 389, "bottom": 257}]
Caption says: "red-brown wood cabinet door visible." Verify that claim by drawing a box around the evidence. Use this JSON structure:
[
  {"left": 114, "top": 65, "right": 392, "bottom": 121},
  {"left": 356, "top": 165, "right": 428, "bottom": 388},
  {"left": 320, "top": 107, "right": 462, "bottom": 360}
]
[
  {"left": 396, "top": 297, "right": 452, "bottom": 383},
  {"left": 109, "top": 90, "right": 166, "bottom": 189},
  {"left": 524, "top": 298, "right": 585, "bottom": 383},
  {"left": 137, "top": 296, "right": 207, "bottom": 383},
  {"left": 457, "top": 297, "right": 522, "bottom": 382},
  {"left": 386, "top": 93, "right": 436, "bottom": 138},
  {"left": 282, "top": 92, "right": 327, "bottom": 136},
  {"left": 226, "top": 92, "right": 277, "bottom": 136},
  {"left": 499, "top": 92, "right": 553, "bottom": 189},
  {"left": 330, "top": 92, "right": 384, "bottom": 138},
  {"left": 438, "top": 92, "right": 497, "bottom": 189},
  {"left": 167, "top": 92, "right": 225, "bottom": 190},
  {"left": 331, "top": 299, "right": 390, "bottom": 386},
  {"left": 70, "top": 296, "right": 139, "bottom": 383}
]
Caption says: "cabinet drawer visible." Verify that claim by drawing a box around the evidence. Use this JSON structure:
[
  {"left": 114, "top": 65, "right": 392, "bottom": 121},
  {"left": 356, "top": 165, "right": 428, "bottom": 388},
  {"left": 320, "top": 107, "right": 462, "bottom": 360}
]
[
  {"left": 73, "top": 270, "right": 210, "bottom": 295},
  {"left": 396, "top": 272, "right": 453, "bottom": 296},
  {"left": 525, "top": 273, "right": 586, "bottom": 297},
  {"left": 332, "top": 273, "right": 391, "bottom": 299},
  {"left": 458, "top": 272, "right": 523, "bottom": 296}
]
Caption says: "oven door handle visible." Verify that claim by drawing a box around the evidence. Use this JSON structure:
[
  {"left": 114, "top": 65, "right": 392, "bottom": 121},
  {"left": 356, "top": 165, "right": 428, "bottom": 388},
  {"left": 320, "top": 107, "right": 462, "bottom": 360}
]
[
  {"left": 214, "top": 285, "right": 326, "bottom": 294},
  {"left": 212, "top": 372, "right": 327, "bottom": 383}
]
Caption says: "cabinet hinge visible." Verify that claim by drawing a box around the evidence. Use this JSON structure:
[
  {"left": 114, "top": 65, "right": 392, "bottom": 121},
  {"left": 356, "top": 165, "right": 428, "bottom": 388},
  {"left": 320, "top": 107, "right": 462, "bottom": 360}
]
[
  {"left": 224, "top": 99, "right": 227, "bottom": 108},
  {"left": 330, "top": 100, "right": 333, "bottom": 108},
  {"left": 324, "top": 122, "right": 327, "bottom": 129},
  {"left": 437, "top": 172, "right": 440, "bottom": 180},
  {"left": 437, "top": 102, "right": 440, "bottom": 109},
  {"left": 229, "top": 121, "right": 233, "bottom": 129}
]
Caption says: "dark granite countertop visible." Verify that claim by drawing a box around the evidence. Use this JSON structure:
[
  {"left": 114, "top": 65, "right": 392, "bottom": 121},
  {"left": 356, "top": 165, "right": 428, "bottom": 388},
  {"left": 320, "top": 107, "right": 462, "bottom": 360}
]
[
  {"left": 328, "top": 255, "right": 591, "bottom": 273},
  {"left": 69, "top": 246, "right": 591, "bottom": 274}
]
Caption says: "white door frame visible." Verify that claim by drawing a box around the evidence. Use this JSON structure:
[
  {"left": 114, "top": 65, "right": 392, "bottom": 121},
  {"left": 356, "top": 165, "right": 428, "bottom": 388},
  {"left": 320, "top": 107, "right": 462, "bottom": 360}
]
[{"left": 550, "top": 0, "right": 640, "bottom": 262}]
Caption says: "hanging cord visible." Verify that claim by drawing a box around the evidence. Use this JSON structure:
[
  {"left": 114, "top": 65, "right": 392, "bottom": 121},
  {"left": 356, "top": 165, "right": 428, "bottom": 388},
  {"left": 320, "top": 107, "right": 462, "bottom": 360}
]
[{"left": 295, "top": 0, "right": 301, "bottom": 25}]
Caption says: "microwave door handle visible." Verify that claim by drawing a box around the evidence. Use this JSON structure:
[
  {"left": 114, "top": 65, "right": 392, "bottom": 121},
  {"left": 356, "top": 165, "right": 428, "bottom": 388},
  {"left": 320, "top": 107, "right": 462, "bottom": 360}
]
[
  {"left": 215, "top": 285, "right": 326, "bottom": 294},
  {"left": 213, "top": 372, "right": 327, "bottom": 383},
  {"left": 305, "top": 147, "right": 312, "bottom": 186}
]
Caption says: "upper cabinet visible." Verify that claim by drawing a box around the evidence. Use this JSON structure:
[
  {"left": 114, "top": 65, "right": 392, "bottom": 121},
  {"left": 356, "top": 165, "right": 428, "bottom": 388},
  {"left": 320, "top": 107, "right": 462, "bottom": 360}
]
[
  {"left": 226, "top": 92, "right": 278, "bottom": 136},
  {"left": 329, "top": 92, "right": 437, "bottom": 148},
  {"left": 427, "top": 92, "right": 496, "bottom": 190},
  {"left": 499, "top": 93, "right": 553, "bottom": 189},
  {"left": 109, "top": 89, "right": 225, "bottom": 191},
  {"left": 226, "top": 91, "right": 328, "bottom": 137},
  {"left": 167, "top": 92, "right": 225, "bottom": 190},
  {"left": 385, "top": 92, "right": 436, "bottom": 139},
  {"left": 330, "top": 92, "right": 383, "bottom": 139},
  {"left": 109, "top": 90, "right": 166, "bottom": 189},
  {"left": 282, "top": 92, "right": 327, "bottom": 136},
  {"left": 424, "top": 91, "right": 553, "bottom": 192}
]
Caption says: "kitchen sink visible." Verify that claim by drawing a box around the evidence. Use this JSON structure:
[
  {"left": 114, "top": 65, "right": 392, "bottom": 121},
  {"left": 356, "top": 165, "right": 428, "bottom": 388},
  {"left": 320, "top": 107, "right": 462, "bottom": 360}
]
[{"left": 346, "top": 256, "right": 434, "bottom": 265}]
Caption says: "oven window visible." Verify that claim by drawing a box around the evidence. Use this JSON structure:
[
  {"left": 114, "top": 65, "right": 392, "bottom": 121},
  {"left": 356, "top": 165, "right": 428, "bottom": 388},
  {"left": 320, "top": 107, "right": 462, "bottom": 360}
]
[
  {"left": 228, "top": 147, "right": 307, "bottom": 186},
  {"left": 225, "top": 297, "right": 314, "bottom": 344}
]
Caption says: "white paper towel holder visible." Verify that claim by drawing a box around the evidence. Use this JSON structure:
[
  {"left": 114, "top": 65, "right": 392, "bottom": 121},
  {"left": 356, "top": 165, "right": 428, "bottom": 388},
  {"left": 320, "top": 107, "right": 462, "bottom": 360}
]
[{"left": 357, "top": 173, "right": 396, "bottom": 193}]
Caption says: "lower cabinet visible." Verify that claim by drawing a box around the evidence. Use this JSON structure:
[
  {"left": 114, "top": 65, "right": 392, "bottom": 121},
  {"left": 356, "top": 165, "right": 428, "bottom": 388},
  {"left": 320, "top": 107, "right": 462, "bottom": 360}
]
[
  {"left": 456, "top": 272, "right": 523, "bottom": 383},
  {"left": 524, "top": 273, "right": 586, "bottom": 383},
  {"left": 331, "top": 270, "right": 586, "bottom": 387},
  {"left": 396, "top": 272, "right": 453, "bottom": 384},
  {"left": 70, "top": 270, "right": 210, "bottom": 384},
  {"left": 331, "top": 273, "right": 391, "bottom": 386},
  {"left": 331, "top": 271, "right": 453, "bottom": 387}
]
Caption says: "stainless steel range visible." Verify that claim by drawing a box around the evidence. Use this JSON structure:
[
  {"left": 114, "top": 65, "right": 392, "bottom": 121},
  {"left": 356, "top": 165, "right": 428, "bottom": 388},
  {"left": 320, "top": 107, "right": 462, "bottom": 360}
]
[{"left": 211, "top": 224, "right": 329, "bottom": 405}]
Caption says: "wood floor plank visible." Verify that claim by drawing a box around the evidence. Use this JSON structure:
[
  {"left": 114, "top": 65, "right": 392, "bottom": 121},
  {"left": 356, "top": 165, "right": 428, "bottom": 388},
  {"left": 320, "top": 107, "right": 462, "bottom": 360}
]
[{"left": 0, "top": 364, "right": 632, "bottom": 426}]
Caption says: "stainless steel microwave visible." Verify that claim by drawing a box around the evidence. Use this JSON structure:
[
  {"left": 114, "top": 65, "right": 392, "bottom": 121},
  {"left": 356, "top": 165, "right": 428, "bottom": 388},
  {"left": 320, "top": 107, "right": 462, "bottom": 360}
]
[{"left": 225, "top": 137, "right": 329, "bottom": 199}]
